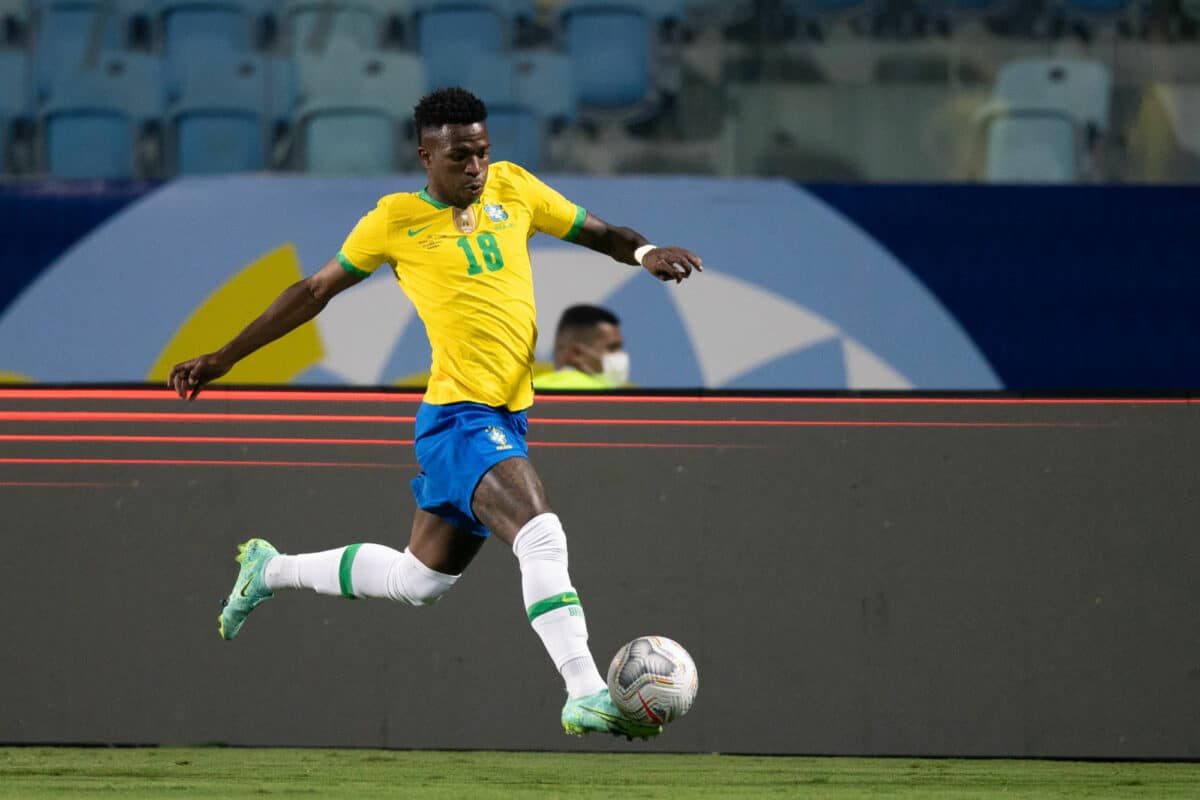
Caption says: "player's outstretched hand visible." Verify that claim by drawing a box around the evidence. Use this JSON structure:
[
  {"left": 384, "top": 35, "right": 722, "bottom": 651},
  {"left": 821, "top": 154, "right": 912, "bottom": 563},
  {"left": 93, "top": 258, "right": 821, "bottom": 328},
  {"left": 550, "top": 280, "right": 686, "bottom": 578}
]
[
  {"left": 642, "top": 247, "right": 703, "bottom": 284},
  {"left": 168, "top": 353, "right": 231, "bottom": 400}
]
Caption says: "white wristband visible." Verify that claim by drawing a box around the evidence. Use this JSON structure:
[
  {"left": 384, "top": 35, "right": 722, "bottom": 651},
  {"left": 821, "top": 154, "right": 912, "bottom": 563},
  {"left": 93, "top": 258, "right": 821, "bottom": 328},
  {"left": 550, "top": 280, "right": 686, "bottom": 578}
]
[{"left": 634, "top": 244, "right": 657, "bottom": 265}]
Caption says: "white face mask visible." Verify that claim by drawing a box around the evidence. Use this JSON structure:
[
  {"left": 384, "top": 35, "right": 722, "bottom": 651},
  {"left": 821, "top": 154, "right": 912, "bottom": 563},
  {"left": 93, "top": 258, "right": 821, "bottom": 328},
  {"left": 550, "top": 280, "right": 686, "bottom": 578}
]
[{"left": 600, "top": 350, "right": 630, "bottom": 386}]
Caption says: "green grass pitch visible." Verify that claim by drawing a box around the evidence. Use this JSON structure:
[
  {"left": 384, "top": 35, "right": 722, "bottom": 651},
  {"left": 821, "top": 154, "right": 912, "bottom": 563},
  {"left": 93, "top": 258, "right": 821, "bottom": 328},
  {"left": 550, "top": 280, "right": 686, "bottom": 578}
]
[{"left": 1, "top": 748, "right": 1198, "bottom": 799}]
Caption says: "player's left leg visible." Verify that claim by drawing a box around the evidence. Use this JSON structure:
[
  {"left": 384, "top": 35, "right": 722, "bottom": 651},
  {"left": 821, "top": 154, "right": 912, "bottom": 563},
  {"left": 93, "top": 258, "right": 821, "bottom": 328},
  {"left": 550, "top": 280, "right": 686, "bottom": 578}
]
[
  {"left": 261, "top": 510, "right": 477, "bottom": 604},
  {"left": 219, "top": 512, "right": 478, "bottom": 640},
  {"left": 473, "top": 456, "right": 607, "bottom": 699}
]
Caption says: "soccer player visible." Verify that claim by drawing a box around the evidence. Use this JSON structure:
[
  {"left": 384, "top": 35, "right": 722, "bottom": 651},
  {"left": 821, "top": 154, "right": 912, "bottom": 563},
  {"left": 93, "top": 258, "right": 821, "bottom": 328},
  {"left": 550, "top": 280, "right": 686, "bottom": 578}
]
[
  {"left": 533, "top": 304, "right": 629, "bottom": 390},
  {"left": 167, "top": 88, "right": 702, "bottom": 740}
]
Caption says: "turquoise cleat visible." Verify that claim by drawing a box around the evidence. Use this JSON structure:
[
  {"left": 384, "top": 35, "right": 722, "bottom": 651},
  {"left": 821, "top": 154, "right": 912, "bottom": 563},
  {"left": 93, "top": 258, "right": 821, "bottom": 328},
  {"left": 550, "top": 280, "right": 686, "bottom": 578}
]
[
  {"left": 218, "top": 538, "right": 278, "bottom": 641},
  {"left": 561, "top": 690, "right": 663, "bottom": 741}
]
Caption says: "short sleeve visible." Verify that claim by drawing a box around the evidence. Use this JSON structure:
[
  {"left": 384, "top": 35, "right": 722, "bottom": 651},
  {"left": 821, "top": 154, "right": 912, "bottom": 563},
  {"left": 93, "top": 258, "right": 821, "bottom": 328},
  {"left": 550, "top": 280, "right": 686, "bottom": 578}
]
[
  {"left": 337, "top": 200, "right": 391, "bottom": 277},
  {"left": 508, "top": 163, "right": 587, "bottom": 242}
]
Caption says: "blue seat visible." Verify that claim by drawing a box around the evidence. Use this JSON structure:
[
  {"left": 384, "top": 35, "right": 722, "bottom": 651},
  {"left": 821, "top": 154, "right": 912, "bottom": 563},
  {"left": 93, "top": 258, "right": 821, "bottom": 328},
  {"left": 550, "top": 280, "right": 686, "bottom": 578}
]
[
  {"left": 39, "top": 53, "right": 161, "bottom": 178},
  {"left": 294, "top": 49, "right": 425, "bottom": 173},
  {"left": 984, "top": 112, "right": 1077, "bottom": 183},
  {"left": 511, "top": 50, "right": 575, "bottom": 126},
  {"left": 559, "top": 3, "right": 653, "bottom": 110},
  {"left": 149, "top": 0, "right": 270, "bottom": 92},
  {"left": 485, "top": 106, "right": 541, "bottom": 168},
  {"left": 304, "top": 111, "right": 393, "bottom": 173},
  {"left": 411, "top": 1, "right": 533, "bottom": 89},
  {"left": 31, "top": 0, "right": 133, "bottom": 100},
  {"left": 167, "top": 54, "right": 267, "bottom": 173}
]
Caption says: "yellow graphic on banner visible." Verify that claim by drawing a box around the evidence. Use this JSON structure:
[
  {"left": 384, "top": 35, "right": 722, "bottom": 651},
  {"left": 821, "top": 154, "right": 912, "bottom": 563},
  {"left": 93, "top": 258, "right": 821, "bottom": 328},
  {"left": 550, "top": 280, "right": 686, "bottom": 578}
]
[
  {"left": 0, "top": 371, "right": 32, "bottom": 383},
  {"left": 147, "top": 244, "right": 323, "bottom": 384}
]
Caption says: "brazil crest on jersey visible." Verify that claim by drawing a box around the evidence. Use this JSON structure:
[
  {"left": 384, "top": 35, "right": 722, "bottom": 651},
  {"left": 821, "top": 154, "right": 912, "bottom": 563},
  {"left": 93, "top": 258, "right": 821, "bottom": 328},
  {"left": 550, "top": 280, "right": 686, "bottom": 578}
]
[{"left": 336, "top": 161, "right": 587, "bottom": 411}]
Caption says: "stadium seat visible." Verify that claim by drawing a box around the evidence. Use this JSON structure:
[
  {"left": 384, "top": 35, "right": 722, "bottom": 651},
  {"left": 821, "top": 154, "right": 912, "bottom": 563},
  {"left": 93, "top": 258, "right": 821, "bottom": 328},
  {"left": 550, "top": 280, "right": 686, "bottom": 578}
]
[
  {"left": 283, "top": 0, "right": 396, "bottom": 56},
  {"left": 485, "top": 106, "right": 541, "bottom": 168},
  {"left": 30, "top": 0, "right": 135, "bottom": 100},
  {"left": 991, "top": 57, "right": 1111, "bottom": 134},
  {"left": 984, "top": 112, "right": 1077, "bottom": 182},
  {"left": 39, "top": 52, "right": 161, "bottom": 178},
  {"left": 511, "top": 51, "right": 576, "bottom": 127},
  {"left": 293, "top": 49, "right": 425, "bottom": 173},
  {"left": 411, "top": 1, "right": 534, "bottom": 89},
  {"left": 557, "top": 1, "right": 677, "bottom": 113},
  {"left": 149, "top": 0, "right": 269, "bottom": 57},
  {"left": 166, "top": 54, "right": 268, "bottom": 173},
  {"left": 977, "top": 58, "right": 1110, "bottom": 183},
  {"left": 149, "top": 0, "right": 273, "bottom": 96},
  {"left": 0, "top": 50, "right": 31, "bottom": 172}
]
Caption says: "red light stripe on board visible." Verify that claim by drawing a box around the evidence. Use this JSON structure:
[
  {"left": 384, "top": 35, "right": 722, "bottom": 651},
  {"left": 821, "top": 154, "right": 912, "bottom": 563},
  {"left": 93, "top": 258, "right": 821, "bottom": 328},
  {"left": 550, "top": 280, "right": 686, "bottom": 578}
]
[
  {"left": 0, "top": 411, "right": 1091, "bottom": 427},
  {"left": 0, "top": 411, "right": 415, "bottom": 423},
  {"left": 0, "top": 457, "right": 407, "bottom": 468},
  {"left": 0, "top": 434, "right": 758, "bottom": 449},
  {"left": 0, "top": 434, "right": 416, "bottom": 446},
  {"left": 0, "top": 388, "right": 424, "bottom": 402},
  {"left": 0, "top": 388, "right": 1193, "bottom": 405}
]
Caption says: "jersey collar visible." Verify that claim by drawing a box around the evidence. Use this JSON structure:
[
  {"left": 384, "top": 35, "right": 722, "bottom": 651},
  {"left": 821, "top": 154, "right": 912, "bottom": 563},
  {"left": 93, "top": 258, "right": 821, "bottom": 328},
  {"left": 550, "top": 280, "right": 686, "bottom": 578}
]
[{"left": 419, "top": 187, "right": 483, "bottom": 210}]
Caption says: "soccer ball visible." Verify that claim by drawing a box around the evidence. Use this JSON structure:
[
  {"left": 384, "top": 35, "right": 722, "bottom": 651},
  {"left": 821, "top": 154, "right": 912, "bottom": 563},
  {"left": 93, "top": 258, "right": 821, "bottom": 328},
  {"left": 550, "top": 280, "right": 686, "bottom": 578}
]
[{"left": 606, "top": 636, "right": 699, "bottom": 725}]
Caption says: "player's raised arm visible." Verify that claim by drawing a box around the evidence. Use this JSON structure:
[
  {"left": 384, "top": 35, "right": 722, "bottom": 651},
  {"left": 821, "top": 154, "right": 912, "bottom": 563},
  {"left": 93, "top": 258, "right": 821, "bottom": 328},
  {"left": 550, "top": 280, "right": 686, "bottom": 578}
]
[
  {"left": 570, "top": 212, "right": 703, "bottom": 284},
  {"left": 167, "top": 258, "right": 363, "bottom": 400}
]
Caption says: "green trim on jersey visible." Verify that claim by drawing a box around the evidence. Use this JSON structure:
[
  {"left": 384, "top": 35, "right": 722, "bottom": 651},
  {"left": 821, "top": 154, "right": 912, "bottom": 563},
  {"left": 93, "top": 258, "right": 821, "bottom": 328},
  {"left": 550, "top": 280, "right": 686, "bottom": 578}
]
[
  {"left": 562, "top": 206, "right": 587, "bottom": 242},
  {"left": 338, "top": 543, "right": 363, "bottom": 599},
  {"left": 418, "top": 187, "right": 483, "bottom": 210},
  {"left": 337, "top": 251, "right": 370, "bottom": 278},
  {"left": 527, "top": 591, "right": 582, "bottom": 622},
  {"left": 418, "top": 188, "right": 450, "bottom": 210}
]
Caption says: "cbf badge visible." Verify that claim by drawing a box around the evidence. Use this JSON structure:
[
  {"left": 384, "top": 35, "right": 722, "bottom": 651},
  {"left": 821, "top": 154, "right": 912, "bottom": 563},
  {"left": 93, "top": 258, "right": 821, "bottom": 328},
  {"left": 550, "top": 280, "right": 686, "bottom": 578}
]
[
  {"left": 483, "top": 204, "right": 508, "bottom": 222},
  {"left": 485, "top": 426, "right": 512, "bottom": 450}
]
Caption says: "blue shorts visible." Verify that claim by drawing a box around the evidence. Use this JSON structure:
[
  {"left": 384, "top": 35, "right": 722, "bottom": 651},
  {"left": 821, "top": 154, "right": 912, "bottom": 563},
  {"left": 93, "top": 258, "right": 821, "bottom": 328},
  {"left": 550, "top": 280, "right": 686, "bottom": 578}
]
[{"left": 410, "top": 401, "right": 529, "bottom": 537}]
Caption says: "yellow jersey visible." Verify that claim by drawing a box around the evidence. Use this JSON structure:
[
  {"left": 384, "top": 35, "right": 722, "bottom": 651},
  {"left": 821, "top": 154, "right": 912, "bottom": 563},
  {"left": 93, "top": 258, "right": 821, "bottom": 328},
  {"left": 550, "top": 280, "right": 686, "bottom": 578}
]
[{"left": 337, "top": 161, "right": 587, "bottom": 411}]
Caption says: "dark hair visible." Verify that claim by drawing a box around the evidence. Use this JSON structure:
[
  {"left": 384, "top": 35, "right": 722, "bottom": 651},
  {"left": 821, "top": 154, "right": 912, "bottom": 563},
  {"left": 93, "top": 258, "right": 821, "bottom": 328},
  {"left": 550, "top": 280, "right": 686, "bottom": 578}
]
[
  {"left": 556, "top": 304, "right": 620, "bottom": 338},
  {"left": 413, "top": 87, "right": 488, "bottom": 135}
]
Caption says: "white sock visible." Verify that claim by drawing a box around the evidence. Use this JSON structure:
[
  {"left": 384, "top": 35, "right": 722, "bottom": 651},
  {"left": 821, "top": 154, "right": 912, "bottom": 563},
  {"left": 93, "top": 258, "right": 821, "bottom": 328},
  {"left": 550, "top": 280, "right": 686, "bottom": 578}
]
[
  {"left": 264, "top": 544, "right": 458, "bottom": 606},
  {"left": 512, "top": 513, "right": 607, "bottom": 699}
]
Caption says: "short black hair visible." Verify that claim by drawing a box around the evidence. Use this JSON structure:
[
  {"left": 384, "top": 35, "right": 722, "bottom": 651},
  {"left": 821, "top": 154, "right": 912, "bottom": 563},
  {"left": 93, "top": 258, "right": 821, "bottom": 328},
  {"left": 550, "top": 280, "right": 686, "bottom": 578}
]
[
  {"left": 413, "top": 87, "right": 488, "bottom": 135},
  {"left": 556, "top": 304, "right": 620, "bottom": 338}
]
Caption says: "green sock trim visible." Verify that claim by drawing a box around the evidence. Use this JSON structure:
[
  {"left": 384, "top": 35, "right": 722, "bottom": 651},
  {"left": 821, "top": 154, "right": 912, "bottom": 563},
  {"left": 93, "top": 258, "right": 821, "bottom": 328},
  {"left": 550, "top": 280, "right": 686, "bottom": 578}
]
[
  {"left": 338, "top": 543, "right": 362, "bottom": 599},
  {"left": 527, "top": 591, "right": 581, "bottom": 622}
]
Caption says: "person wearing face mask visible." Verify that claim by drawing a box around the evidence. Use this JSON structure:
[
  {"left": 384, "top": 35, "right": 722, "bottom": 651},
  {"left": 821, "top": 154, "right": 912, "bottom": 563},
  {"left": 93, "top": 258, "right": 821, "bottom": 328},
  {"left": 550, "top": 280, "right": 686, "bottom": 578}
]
[{"left": 534, "top": 304, "right": 631, "bottom": 390}]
